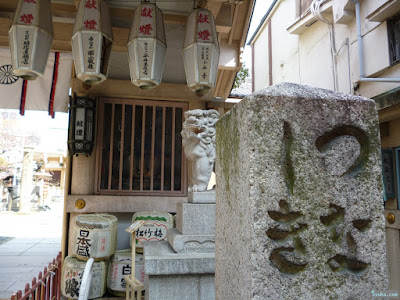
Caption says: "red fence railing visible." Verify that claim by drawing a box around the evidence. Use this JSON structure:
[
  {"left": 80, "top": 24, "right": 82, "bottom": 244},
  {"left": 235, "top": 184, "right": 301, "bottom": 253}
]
[{"left": 10, "top": 252, "right": 62, "bottom": 300}]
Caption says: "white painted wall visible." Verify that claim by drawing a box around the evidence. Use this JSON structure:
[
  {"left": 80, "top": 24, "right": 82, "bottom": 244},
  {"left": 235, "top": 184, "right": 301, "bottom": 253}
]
[
  {"left": 252, "top": 0, "right": 299, "bottom": 92},
  {"left": 253, "top": 26, "right": 269, "bottom": 91},
  {"left": 271, "top": 0, "right": 299, "bottom": 85},
  {"left": 297, "top": 21, "right": 334, "bottom": 90},
  {"left": 251, "top": 0, "right": 400, "bottom": 99}
]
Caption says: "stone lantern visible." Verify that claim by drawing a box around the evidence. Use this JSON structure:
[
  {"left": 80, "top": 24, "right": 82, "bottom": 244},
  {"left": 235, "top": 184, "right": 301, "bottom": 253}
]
[
  {"left": 71, "top": 0, "right": 113, "bottom": 85},
  {"left": 183, "top": 8, "right": 220, "bottom": 95},
  {"left": 127, "top": 2, "right": 167, "bottom": 89},
  {"left": 8, "top": 0, "right": 53, "bottom": 80}
]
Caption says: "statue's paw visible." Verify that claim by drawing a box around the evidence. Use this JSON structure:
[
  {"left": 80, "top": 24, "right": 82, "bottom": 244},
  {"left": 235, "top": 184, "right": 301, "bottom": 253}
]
[{"left": 188, "top": 185, "right": 198, "bottom": 192}]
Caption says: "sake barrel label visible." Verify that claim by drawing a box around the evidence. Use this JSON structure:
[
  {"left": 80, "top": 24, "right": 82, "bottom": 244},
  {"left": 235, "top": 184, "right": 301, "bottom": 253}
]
[
  {"left": 135, "top": 222, "right": 168, "bottom": 243},
  {"left": 108, "top": 252, "right": 145, "bottom": 292},
  {"left": 62, "top": 256, "right": 106, "bottom": 299},
  {"left": 132, "top": 212, "right": 174, "bottom": 247}
]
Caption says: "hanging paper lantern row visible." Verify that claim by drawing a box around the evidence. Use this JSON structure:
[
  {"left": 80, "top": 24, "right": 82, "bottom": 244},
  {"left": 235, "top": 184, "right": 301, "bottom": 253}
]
[{"left": 9, "top": 0, "right": 221, "bottom": 95}]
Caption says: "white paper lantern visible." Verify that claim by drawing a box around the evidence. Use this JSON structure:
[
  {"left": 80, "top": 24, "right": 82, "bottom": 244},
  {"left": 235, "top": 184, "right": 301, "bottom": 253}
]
[
  {"left": 127, "top": 2, "right": 167, "bottom": 89},
  {"left": 183, "top": 8, "right": 220, "bottom": 95},
  {"left": 8, "top": 0, "right": 53, "bottom": 80},
  {"left": 71, "top": 0, "right": 113, "bottom": 85}
]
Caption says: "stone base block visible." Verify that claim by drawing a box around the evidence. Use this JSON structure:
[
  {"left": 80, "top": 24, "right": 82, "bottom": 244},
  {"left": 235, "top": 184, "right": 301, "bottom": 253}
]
[
  {"left": 176, "top": 203, "right": 215, "bottom": 235},
  {"left": 188, "top": 190, "right": 216, "bottom": 204},
  {"left": 167, "top": 228, "right": 215, "bottom": 253},
  {"left": 145, "top": 274, "right": 214, "bottom": 300},
  {"left": 144, "top": 241, "right": 215, "bottom": 300}
]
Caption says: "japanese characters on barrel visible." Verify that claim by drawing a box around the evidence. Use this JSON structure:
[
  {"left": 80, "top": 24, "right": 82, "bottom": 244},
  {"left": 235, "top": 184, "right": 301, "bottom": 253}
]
[
  {"left": 61, "top": 211, "right": 174, "bottom": 299},
  {"left": 62, "top": 213, "right": 118, "bottom": 299}
]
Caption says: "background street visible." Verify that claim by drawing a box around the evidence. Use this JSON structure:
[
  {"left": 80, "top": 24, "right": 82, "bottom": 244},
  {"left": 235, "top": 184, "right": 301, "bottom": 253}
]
[{"left": 0, "top": 201, "right": 62, "bottom": 299}]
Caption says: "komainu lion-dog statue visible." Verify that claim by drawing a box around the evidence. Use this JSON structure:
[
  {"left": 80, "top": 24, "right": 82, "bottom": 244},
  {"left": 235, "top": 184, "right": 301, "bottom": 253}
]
[{"left": 181, "top": 109, "right": 220, "bottom": 192}]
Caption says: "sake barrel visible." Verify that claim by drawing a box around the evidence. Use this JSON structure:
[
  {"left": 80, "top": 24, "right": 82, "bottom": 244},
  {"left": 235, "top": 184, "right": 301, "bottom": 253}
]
[
  {"left": 131, "top": 211, "right": 174, "bottom": 249},
  {"left": 74, "top": 213, "right": 118, "bottom": 261},
  {"left": 61, "top": 256, "right": 107, "bottom": 299},
  {"left": 107, "top": 249, "right": 145, "bottom": 296}
]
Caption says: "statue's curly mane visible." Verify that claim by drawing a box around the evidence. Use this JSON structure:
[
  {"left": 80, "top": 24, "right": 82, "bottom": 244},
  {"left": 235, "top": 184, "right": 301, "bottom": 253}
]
[{"left": 182, "top": 110, "right": 218, "bottom": 155}]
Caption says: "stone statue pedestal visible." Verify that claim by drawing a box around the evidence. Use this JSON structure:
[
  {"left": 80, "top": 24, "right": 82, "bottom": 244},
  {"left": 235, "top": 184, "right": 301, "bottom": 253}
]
[
  {"left": 169, "top": 190, "right": 216, "bottom": 253},
  {"left": 188, "top": 190, "right": 216, "bottom": 204},
  {"left": 144, "top": 191, "right": 216, "bottom": 300},
  {"left": 144, "top": 242, "right": 215, "bottom": 300}
]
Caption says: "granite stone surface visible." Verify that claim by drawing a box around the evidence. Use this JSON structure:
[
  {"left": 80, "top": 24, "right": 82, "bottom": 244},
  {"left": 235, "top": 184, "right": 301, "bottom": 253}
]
[
  {"left": 144, "top": 241, "right": 215, "bottom": 275},
  {"left": 176, "top": 203, "right": 215, "bottom": 235},
  {"left": 168, "top": 228, "right": 215, "bottom": 253},
  {"left": 188, "top": 190, "right": 216, "bottom": 204},
  {"left": 145, "top": 274, "right": 215, "bottom": 300},
  {"left": 215, "top": 83, "right": 388, "bottom": 300}
]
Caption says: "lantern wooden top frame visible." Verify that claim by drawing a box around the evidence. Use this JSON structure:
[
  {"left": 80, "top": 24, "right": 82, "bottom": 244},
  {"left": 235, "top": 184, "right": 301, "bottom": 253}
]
[{"left": 8, "top": 0, "right": 53, "bottom": 80}]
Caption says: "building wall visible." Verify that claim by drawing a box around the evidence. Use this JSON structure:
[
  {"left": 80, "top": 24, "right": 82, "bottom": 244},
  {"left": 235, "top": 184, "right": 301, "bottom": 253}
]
[
  {"left": 251, "top": 0, "right": 400, "bottom": 99},
  {"left": 253, "top": 25, "right": 269, "bottom": 90},
  {"left": 270, "top": 0, "right": 299, "bottom": 85}
]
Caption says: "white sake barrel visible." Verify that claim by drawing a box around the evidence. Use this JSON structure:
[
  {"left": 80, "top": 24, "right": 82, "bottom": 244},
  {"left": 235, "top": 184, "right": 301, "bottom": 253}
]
[
  {"left": 131, "top": 211, "right": 174, "bottom": 249},
  {"left": 61, "top": 256, "right": 107, "bottom": 299},
  {"left": 74, "top": 213, "right": 118, "bottom": 261},
  {"left": 107, "top": 249, "right": 145, "bottom": 296}
]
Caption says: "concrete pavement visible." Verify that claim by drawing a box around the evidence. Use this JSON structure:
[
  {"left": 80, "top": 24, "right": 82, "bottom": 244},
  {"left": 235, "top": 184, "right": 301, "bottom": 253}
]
[{"left": 0, "top": 202, "right": 63, "bottom": 299}]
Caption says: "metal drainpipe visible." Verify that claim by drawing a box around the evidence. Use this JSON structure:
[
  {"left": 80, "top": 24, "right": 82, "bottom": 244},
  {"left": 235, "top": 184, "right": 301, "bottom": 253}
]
[{"left": 352, "top": 0, "right": 400, "bottom": 82}]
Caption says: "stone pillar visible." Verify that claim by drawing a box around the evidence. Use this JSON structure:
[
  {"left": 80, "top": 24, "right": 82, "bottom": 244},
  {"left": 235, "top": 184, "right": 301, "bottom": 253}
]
[
  {"left": 70, "top": 154, "right": 96, "bottom": 194},
  {"left": 215, "top": 83, "right": 388, "bottom": 299},
  {"left": 19, "top": 147, "right": 34, "bottom": 212}
]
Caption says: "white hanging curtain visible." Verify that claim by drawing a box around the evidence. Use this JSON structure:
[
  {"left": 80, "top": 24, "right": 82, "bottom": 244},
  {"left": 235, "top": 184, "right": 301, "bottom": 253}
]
[{"left": 0, "top": 47, "right": 73, "bottom": 116}]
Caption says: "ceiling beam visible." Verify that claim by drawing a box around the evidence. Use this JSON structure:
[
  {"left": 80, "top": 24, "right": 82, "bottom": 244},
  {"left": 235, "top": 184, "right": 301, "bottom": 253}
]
[{"left": 71, "top": 78, "right": 214, "bottom": 102}]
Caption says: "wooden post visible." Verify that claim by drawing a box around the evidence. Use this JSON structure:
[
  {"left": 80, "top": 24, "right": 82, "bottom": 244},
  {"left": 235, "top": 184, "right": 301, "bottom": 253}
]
[{"left": 124, "top": 220, "right": 146, "bottom": 300}]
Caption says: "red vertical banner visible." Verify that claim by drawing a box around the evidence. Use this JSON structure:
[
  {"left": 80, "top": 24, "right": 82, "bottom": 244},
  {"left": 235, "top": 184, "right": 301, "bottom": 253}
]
[
  {"left": 49, "top": 52, "right": 60, "bottom": 118},
  {"left": 20, "top": 79, "right": 28, "bottom": 115}
]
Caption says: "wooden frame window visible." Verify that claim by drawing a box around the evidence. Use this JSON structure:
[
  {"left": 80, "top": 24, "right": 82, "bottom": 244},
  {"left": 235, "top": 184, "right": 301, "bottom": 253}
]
[
  {"left": 388, "top": 14, "right": 400, "bottom": 66},
  {"left": 95, "top": 98, "right": 188, "bottom": 196}
]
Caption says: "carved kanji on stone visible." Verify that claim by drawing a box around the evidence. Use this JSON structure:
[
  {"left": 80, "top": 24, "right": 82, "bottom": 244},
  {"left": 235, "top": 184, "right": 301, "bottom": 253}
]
[
  {"left": 320, "top": 203, "right": 371, "bottom": 274},
  {"left": 215, "top": 83, "right": 388, "bottom": 299},
  {"left": 266, "top": 199, "right": 308, "bottom": 275}
]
